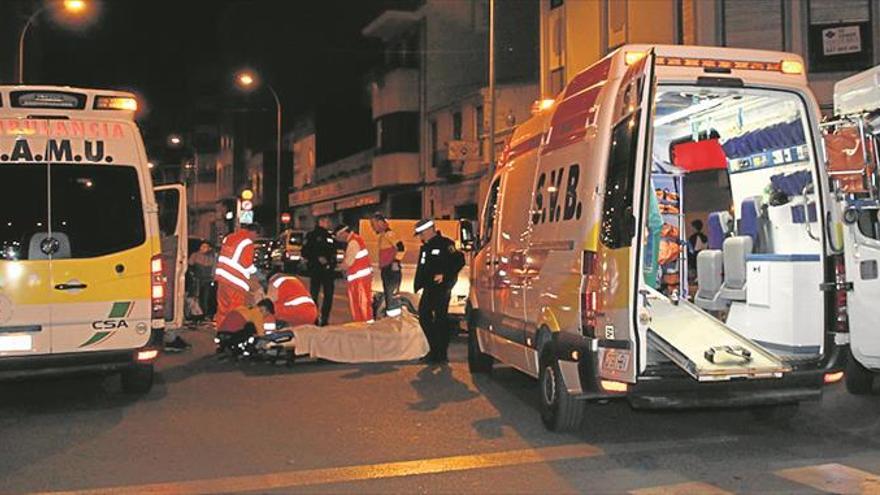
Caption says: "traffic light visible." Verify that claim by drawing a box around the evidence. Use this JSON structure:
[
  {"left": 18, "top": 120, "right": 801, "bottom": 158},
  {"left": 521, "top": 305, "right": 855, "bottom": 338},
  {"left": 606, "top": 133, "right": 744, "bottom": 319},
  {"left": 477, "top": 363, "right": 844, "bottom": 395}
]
[{"left": 237, "top": 189, "right": 255, "bottom": 225}]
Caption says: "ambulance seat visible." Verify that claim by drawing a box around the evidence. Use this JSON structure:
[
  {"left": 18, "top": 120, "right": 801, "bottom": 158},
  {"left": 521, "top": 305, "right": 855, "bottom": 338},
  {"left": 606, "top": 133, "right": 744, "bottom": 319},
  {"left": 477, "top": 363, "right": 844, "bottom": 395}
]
[
  {"left": 740, "top": 197, "right": 773, "bottom": 254},
  {"left": 27, "top": 232, "right": 71, "bottom": 260},
  {"left": 707, "top": 211, "right": 732, "bottom": 250},
  {"left": 718, "top": 236, "right": 753, "bottom": 302},
  {"left": 694, "top": 250, "right": 728, "bottom": 311}
]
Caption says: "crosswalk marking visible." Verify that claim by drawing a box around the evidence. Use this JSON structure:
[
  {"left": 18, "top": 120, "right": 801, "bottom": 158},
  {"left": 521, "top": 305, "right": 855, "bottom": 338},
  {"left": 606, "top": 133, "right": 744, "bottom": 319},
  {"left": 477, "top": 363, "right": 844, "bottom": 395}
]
[
  {"left": 630, "top": 481, "right": 733, "bottom": 495},
  {"left": 36, "top": 444, "right": 603, "bottom": 495},
  {"left": 775, "top": 463, "right": 880, "bottom": 495}
]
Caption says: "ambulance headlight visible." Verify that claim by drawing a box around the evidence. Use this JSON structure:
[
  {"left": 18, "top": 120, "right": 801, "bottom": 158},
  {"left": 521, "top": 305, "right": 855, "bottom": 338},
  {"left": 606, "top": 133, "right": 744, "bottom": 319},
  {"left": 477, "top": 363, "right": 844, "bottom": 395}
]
[{"left": 94, "top": 95, "right": 138, "bottom": 111}]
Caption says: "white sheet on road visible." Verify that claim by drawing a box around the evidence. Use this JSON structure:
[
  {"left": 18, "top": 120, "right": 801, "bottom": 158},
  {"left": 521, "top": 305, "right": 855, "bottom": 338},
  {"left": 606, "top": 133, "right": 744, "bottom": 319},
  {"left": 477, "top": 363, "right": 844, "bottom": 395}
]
[{"left": 291, "top": 310, "right": 429, "bottom": 363}]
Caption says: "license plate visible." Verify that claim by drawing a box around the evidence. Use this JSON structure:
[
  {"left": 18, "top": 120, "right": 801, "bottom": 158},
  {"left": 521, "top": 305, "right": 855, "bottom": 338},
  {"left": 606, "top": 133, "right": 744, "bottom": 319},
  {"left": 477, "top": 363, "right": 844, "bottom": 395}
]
[
  {"left": 0, "top": 334, "right": 32, "bottom": 352},
  {"left": 601, "top": 348, "right": 631, "bottom": 373}
]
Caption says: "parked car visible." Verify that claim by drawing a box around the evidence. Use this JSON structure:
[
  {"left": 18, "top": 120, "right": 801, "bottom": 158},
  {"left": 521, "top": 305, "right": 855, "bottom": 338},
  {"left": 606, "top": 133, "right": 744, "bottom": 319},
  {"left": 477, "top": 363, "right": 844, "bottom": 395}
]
[{"left": 253, "top": 238, "right": 283, "bottom": 274}]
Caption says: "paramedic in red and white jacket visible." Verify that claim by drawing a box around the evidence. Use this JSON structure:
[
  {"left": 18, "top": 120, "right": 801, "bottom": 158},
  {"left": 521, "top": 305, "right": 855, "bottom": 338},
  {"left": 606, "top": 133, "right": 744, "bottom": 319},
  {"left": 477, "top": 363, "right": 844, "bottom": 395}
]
[
  {"left": 333, "top": 224, "right": 374, "bottom": 323},
  {"left": 213, "top": 224, "right": 259, "bottom": 327},
  {"left": 267, "top": 273, "right": 318, "bottom": 327}
]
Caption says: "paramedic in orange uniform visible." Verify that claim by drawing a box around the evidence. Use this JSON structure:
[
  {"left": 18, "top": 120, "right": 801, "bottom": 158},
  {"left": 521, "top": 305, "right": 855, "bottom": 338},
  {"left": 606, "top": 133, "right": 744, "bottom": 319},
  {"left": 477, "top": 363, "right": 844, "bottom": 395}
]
[
  {"left": 333, "top": 224, "right": 374, "bottom": 323},
  {"left": 267, "top": 273, "right": 318, "bottom": 327},
  {"left": 213, "top": 224, "right": 259, "bottom": 327}
]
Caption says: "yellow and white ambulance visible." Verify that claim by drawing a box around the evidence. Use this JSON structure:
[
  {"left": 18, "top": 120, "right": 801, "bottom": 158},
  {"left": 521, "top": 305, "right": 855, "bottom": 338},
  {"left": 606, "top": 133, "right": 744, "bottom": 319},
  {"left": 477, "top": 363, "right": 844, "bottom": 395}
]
[
  {"left": 468, "top": 45, "right": 847, "bottom": 431},
  {"left": 0, "top": 86, "right": 186, "bottom": 393}
]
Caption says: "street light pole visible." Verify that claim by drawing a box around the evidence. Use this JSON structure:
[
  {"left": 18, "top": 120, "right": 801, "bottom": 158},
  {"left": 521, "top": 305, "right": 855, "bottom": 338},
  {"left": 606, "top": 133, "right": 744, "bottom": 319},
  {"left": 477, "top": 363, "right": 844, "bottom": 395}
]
[
  {"left": 487, "top": 0, "right": 496, "bottom": 177},
  {"left": 17, "top": 1, "right": 89, "bottom": 84},
  {"left": 17, "top": 7, "right": 47, "bottom": 84},
  {"left": 267, "top": 84, "right": 283, "bottom": 237},
  {"left": 234, "top": 70, "right": 283, "bottom": 236}
]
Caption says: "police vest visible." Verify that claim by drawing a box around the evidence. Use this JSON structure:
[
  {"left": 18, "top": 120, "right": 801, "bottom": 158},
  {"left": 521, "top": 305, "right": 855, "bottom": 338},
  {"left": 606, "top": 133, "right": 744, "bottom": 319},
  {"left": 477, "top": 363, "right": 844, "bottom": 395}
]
[
  {"left": 346, "top": 234, "right": 373, "bottom": 283},
  {"left": 215, "top": 230, "right": 257, "bottom": 291}
]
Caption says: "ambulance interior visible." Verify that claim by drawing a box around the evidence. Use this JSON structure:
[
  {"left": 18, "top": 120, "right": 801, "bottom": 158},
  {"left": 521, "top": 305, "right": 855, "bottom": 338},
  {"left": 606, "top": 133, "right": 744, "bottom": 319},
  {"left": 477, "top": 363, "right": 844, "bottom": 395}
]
[{"left": 643, "top": 86, "right": 824, "bottom": 368}]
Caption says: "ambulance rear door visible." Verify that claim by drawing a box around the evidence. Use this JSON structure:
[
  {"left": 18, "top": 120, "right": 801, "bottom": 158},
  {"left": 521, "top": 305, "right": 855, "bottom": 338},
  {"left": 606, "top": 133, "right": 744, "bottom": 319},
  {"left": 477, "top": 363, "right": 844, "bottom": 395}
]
[
  {"left": 596, "top": 51, "right": 657, "bottom": 384},
  {"left": 43, "top": 122, "right": 154, "bottom": 354},
  {"left": 0, "top": 158, "right": 53, "bottom": 357},
  {"left": 843, "top": 204, "right": 880, "bottom": 370},
  {"left": 155, "top": 184, "right": 188, "bottom": 330}
]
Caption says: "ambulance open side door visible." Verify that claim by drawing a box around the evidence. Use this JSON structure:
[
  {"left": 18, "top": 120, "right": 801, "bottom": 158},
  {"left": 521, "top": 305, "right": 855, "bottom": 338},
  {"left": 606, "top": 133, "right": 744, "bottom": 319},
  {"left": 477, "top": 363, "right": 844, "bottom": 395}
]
[
  {"left": 155, "top": 184, "right": 188, "bottom": 329},
  {"left": 843, "top": 205, "right": 880, "bottom": 370},
  {"left": 596, "top": 51, "right": 657, "bottom": 385}
]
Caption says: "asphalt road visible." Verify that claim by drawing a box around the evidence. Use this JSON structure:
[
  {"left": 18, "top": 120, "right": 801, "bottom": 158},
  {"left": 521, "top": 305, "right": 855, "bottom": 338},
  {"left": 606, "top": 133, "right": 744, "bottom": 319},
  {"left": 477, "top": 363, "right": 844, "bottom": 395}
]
[{"left": 2, "top": 288, "right": 880, "bottom": 494}]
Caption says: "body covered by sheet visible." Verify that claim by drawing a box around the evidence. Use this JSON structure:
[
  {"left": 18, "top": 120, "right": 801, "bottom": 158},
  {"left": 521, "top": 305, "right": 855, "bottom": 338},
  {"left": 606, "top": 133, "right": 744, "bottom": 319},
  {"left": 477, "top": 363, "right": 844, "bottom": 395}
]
[{"left": 292, "top": 310, "right": 428, "bottom": 363}]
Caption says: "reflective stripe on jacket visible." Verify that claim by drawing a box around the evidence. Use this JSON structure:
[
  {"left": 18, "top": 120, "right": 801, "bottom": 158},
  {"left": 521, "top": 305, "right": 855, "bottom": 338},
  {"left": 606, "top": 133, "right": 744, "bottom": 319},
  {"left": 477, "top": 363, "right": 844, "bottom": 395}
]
[
  {"left": 345, "top": 234, "right": 373, "bottom": 283},
  {"left": 215, "top": 230, "right": 256, "bottom": 290}
]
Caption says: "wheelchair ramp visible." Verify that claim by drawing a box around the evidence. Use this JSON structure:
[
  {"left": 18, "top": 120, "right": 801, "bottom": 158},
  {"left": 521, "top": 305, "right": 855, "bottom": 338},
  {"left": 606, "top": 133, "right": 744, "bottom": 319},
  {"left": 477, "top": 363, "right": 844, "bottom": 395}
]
[{"left": 646, "top": 293, "right": 790, "bottom": 382}]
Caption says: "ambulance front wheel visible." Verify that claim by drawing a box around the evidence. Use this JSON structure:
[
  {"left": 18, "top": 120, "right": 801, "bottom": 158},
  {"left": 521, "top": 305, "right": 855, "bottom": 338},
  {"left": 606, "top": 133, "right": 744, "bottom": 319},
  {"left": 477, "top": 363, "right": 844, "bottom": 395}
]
[
  {"left": 121, "top": 363, "right": 154, "bottom": 394},
  {"left": 845, "top": 350, "right": 875, "bottom": 395},
  {"left": 539, "top": 351, "right": 585, "bottom": 432}
]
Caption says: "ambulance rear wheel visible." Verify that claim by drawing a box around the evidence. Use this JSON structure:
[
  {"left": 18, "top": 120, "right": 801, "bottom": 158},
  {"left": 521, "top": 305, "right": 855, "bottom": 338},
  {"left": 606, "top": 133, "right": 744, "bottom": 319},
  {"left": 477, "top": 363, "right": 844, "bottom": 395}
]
[
  {"left": 845, "top": 351, "right": 875, "bottom": 395},
  {"left": 539, "top": 352, "right": 585, "bottom": 432},
  {"left": 121, "top": 363, "right": 154, "bottom": 394}
]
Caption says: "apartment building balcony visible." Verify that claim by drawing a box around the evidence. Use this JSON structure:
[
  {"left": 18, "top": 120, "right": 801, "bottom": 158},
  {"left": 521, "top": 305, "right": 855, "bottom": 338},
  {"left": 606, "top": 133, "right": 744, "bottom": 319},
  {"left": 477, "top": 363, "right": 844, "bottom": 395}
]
[
  {"left": 372, "top": 152, "right": 420, "bottom": 188},
  {"left": 362, "top": 10, "right": 421, "bottom": 43},
  {"left": 289, "top": 150, "right": 374, "bottom": 207},
  {"left": 369, "top": 64, "right": 419, "bottom": 118},
  {"left": 432, "top": 149, "right": 465, "bottom": 181}
]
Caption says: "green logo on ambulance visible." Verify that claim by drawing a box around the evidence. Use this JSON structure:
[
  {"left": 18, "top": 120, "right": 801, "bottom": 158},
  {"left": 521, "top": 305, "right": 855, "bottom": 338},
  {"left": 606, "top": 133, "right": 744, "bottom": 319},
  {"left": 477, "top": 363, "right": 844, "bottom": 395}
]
[{"left": 79, "top": 301, "right": 133, "bottom": 347}]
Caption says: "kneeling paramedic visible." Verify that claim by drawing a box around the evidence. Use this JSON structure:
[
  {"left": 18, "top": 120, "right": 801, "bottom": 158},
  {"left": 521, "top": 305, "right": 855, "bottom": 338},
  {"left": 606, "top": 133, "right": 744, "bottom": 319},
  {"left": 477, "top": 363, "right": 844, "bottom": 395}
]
[
  {"left": 267, "top": 273, "right": 318, "bottom": 327},
  {"left": 413, "top": 219, "right": 465, "bottom": 363},
  {"left": 214, "top": 224, "right": 260, "bottom": 327}
]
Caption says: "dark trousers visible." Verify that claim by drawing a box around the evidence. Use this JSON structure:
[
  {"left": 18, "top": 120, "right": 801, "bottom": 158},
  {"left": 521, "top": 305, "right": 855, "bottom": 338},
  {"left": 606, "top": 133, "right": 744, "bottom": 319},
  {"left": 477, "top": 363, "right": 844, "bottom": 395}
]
[
  {"left": 380, "top": 265, "right": 402, "bottom": 311},
  {"left": 418, "top": 286, "right": 452, "bottom": 360},
  {"left": 309, "top": 271, "right": 335, "bottom": 326},
  {"left": 196, "top": 279, "right": 216, "bottom": 318}
]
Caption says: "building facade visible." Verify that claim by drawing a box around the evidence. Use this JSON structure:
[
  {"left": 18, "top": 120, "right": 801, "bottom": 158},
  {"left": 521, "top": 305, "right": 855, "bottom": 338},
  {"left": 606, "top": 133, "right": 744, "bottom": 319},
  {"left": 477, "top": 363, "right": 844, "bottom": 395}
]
[
  {"left": 540, "top": 0, "right": 880, "bottom": 110},
  {"left": 359, "top": 0, "right": 539, "bottom": 223}
]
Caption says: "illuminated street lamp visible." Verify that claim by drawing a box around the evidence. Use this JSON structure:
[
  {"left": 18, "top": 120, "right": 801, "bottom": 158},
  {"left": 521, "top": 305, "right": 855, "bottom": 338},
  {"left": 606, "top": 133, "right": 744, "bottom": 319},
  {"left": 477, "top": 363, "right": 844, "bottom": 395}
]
[
  {"left": 234, "top": 69, "right": 284, "bottom": 235},
  {"left": 17, "top": 0, "right": 91, "bottom": 84}
]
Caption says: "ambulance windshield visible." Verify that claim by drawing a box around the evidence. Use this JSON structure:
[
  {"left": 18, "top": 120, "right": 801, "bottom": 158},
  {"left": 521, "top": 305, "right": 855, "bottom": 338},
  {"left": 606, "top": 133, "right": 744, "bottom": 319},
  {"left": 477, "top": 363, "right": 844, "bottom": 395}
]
[{"left": 0, "top": 164, "right": 145, "bottom": 260}]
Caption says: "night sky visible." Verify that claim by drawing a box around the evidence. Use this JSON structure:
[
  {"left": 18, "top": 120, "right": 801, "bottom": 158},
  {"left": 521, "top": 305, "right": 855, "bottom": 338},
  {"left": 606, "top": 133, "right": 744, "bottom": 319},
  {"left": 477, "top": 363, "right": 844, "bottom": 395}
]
[{"left": 0, "top": 0, "right": 417, "bottom": 161}]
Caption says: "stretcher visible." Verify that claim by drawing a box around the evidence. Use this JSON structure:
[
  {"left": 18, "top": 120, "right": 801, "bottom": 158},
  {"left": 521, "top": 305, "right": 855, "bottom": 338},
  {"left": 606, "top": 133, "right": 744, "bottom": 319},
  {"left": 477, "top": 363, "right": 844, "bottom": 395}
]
[
  {"left": 644, "top": 288, "right": 791, "bottom": 382},
  {"left": 217, "top": 309, "right": 429, "bottom": 365}
]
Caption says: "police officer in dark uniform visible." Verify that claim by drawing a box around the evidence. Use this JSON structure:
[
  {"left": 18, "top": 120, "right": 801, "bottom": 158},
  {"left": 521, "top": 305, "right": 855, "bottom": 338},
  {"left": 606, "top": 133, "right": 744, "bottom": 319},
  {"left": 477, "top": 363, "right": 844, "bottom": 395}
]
[
  {"left": 413, "top": 219, "right": 465, "bottom": 363},
  {"left": 302, "top": 216, "right": 337, "bottom": 326}
]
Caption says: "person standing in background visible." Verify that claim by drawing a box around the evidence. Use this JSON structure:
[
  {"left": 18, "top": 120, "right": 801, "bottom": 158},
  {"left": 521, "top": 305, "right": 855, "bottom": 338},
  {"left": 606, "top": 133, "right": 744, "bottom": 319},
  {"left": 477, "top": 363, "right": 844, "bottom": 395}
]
[
  {"left": 302, "top": 217, "right": 337, "bottom": 326},
  {"left": 334, "top": 224, "right": 374, "bottom": 323},
  {"left": 413, "top": 219, "right": 465, "bottom": 363},
  {"left": 370, "top": 213, "right": 405, "bottom": 317}
]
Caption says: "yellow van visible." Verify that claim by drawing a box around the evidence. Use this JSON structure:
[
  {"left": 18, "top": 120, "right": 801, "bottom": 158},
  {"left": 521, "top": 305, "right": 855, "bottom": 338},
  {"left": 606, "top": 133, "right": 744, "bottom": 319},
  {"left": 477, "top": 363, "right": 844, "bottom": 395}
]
[{"left": 0, "top": 86, "right": 186, "bottom": 393}]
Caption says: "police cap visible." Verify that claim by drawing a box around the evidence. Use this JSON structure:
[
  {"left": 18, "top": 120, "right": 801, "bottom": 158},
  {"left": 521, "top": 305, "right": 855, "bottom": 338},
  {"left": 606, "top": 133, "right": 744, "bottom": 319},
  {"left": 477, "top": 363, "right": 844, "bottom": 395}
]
[{"left": 414, "top": 218, "right": 435, "bottom": 235}]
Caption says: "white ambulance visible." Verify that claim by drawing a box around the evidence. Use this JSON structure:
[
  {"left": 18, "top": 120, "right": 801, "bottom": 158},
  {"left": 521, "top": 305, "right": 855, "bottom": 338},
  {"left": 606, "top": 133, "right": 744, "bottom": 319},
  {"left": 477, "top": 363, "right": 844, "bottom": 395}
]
[
  {"left": 468, "top": 45, "right": 847, "bottom": 431},
  {"left": 0, "top": 86, "right": 186, "bottom": 393},
  {"left": 823, "top": 66, "right": 880, "bottom": 394}
]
